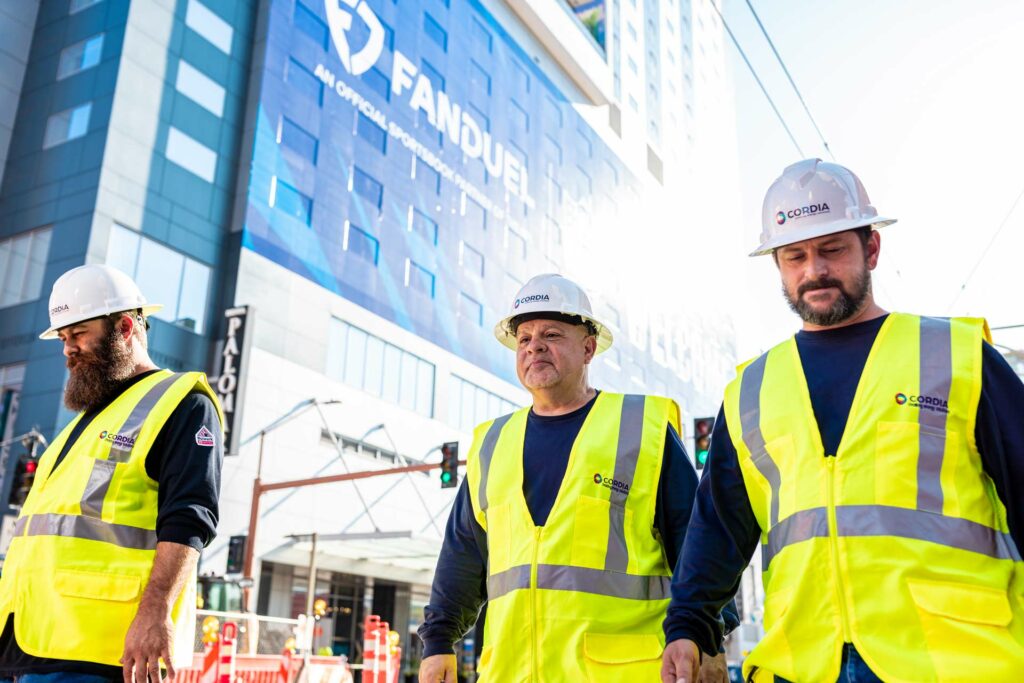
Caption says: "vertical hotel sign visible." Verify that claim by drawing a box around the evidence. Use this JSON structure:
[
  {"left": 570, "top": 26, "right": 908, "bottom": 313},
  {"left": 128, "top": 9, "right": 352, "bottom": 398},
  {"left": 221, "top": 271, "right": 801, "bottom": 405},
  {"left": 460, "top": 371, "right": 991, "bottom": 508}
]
[{"left": 215, "top": 306, "right": 252, "bottom": 455}]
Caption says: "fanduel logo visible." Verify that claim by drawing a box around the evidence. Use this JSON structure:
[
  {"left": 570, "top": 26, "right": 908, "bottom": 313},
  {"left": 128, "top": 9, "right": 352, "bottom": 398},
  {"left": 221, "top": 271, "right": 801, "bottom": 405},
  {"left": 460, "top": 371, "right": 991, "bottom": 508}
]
[
  {"left": 513, "top": 294, "right": 550, "bottom": 309},
  {"left": 319, "top": 1, "right": 534, "bottom": 207},
  {"left": 324, "top": 0, "right": 385, "bottom": 77}
]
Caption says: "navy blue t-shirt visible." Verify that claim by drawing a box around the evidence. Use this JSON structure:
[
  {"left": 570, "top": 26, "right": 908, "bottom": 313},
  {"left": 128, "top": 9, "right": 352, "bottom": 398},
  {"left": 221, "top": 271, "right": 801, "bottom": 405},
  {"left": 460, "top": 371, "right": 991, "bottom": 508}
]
[
  {"left": 419, "top": 391, "right": 708, "bottom": 657},
  {"left": 664, "top": 314, "right": 1024, "bottom": 656}
]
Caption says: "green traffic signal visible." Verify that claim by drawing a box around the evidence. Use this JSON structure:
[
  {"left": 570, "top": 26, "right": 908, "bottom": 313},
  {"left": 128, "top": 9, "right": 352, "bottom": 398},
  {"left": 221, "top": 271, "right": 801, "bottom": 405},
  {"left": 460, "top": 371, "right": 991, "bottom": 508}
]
[{"left": 441, "top": 471, "right": 452, "bottom": 483}]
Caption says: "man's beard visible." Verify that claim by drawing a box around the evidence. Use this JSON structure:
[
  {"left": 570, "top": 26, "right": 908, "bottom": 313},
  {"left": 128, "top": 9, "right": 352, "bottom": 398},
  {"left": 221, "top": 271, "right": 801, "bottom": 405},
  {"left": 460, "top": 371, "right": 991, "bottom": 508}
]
[
  {"left": 784, "top": 267, "right": 872, "bottom": 326},
  {"left": 64, "top": 325, "right": 137, "bottom": 413}
]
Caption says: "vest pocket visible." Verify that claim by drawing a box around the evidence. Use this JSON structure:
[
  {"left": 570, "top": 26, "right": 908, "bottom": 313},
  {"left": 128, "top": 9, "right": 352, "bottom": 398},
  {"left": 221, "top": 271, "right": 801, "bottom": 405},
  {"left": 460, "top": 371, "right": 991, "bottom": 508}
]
[
  {"left": 907, "top": 578, "right": 1024, "bottom": 677},
  {"left": 582, "top": 632, "right": 662, "bottom": 683},
  {"left": 54, "top": 568, "right": 141, "bottom": 601}
]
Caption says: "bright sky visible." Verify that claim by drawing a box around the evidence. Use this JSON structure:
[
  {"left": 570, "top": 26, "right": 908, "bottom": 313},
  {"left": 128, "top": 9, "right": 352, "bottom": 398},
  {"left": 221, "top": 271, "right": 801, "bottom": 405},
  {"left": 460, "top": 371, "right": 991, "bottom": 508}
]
[{"left": 717, "top": 0, "right": 1024, "bottom": 359}]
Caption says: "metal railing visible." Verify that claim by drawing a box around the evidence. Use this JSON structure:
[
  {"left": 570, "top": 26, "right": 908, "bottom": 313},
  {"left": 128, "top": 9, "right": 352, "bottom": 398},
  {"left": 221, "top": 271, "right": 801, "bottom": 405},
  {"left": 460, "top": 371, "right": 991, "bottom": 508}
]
[{"left": 194, "top": 609, "right": 300, "bottom": 655}]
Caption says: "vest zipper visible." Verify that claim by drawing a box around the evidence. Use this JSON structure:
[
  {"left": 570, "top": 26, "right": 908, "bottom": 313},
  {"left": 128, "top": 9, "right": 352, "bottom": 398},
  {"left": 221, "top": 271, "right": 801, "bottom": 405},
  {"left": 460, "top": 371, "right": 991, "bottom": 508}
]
[
  {"left": 531, "top": 527, "right": 541, "bottom": 682},
  {"left": 826, "top": 457, "right": 852, "bottom": 642}
]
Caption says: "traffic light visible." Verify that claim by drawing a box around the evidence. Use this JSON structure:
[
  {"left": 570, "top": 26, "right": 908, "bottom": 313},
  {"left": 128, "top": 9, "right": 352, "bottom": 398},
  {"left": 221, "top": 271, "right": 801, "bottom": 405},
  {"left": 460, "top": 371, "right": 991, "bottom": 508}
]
[
  {"left": 693, "top": 417, "right": 714, "bottom": 470},
  {"left": 440, "top": 441, "right": 459, "bottom": 488},
  {"left": 7, "top": 453, "right": 38, "bottom": 508},
  {"left": 226, "top": 534, "right": 247, "bottom": 574}
]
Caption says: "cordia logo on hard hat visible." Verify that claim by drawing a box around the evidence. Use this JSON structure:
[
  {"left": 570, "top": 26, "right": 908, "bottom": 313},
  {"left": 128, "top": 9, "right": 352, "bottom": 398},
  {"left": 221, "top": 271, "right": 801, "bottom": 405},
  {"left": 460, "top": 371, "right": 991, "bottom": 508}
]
[
  {"left": 513, "top": 294, "right": 550, "bottom": 309},
  {"left": 50, "top": 304, "right": 69, "bottom": 315},
  {"left": 782, "top": 203, "right": 831, "bottom": 221}
]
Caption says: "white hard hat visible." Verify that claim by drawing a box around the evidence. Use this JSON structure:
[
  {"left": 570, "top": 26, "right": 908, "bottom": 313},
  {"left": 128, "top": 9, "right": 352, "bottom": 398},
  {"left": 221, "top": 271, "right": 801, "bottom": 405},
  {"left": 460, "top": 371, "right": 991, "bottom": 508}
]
[
  {"left": 752, "top": 158, "right": 896, "bottom": 256},
  {"left": 494, "top": 273, "right": 613, "bottom": 353},
  {"left": 40, "top": 264, "right": 163, "bottom": 339}
]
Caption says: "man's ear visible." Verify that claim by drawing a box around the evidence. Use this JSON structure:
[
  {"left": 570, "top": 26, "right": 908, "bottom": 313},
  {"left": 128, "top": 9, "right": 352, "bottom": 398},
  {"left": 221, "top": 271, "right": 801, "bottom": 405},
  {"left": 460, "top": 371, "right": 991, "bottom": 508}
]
[
  {"left": 583, "top": 334, "right": 597, "bottom": 364},
  {"left": 118, "top": 313, "right": 135, "bottom": 341}
]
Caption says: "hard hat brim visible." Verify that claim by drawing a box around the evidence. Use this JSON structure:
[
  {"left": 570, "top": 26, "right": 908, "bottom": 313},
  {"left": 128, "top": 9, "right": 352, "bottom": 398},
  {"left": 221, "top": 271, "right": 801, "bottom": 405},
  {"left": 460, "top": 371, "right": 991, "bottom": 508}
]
[
  {"left": 493, "top": 314, "right": 614, "bottom": 354},
  {"left": 750, "top": 217, "right": 897, "bottom": 257},
  {"left": 39, "top": 303, "right": 164, "bottom": 340}
]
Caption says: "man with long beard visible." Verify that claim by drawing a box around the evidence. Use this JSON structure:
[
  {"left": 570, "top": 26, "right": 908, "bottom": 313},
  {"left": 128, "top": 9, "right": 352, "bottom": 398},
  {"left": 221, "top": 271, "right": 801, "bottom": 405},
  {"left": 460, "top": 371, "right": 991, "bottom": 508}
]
[
  {"left": 0, "top": 264, "right": 224, "bottom": 682},
  {"left": 661, "top": 159, "right": 1024, "bottom": 682}
]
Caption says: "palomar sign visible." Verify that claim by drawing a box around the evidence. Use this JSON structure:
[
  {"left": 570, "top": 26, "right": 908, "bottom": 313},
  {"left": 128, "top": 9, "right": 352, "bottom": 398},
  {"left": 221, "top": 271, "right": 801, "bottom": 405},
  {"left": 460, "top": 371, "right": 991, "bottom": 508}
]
[{"left": 320, "top": 0, "right": 534, "bottom": 211}]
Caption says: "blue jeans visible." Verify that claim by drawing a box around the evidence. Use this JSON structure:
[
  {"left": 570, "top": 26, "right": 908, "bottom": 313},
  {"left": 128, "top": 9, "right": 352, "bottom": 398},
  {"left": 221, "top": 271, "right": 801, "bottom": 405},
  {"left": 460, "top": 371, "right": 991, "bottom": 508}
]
[
  {"left": 773, "top": 644, "right": 883, "bottom": 683},
  {"left": 0, "top": 674, "right": 119, "bottom": 683}
]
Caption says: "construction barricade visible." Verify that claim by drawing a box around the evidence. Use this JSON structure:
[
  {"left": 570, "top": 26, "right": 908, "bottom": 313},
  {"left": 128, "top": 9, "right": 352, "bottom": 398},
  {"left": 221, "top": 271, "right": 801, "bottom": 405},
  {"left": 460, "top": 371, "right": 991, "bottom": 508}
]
[{"left": 360, "top": 615, "right": 401, "bottom": 683}]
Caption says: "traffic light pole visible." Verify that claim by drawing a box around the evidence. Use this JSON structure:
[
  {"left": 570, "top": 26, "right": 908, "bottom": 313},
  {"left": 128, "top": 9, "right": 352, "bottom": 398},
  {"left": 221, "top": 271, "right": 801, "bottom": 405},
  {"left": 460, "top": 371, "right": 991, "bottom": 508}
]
[{"left": 241, "top": 456, "right": 466, "bottom": 611}]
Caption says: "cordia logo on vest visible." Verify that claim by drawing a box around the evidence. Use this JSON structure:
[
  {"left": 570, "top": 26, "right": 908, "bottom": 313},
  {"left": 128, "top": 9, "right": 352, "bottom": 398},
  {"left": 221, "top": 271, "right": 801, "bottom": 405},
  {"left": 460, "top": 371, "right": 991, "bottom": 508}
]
[
  {"left": 319, "top": 0, "right": 534, "bottom": 211},
  {"left": 98, "top": 430, "right": 136, "bottom": 448},
  {"left": 593, "top": 472, "right": 630, "bottom": 494},
  {"left": 894, "top": 392, "right": 949, "bottom": 414}
]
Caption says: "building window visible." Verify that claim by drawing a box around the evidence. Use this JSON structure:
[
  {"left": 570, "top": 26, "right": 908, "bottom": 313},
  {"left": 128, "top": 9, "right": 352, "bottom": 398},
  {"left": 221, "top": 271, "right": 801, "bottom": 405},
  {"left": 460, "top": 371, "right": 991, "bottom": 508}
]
[
  {"left": 469, "top": 60, "right": 491, "bottom": 96},
  {"left": 543, "top": 135, "right": 562, "bottom": 166},
  {"left": 279, "top": 117, "right": 318, "bottom": 163},
  {"left": 43, "top": 103, "right": 91, "bottom": 149},
  {"left": 459, "top": 242, "right": 484, "bottom": 277},
  {"left": 0, "top": 228, "right": 52, "bottom": 309},
  {"left": 176, "top": 60, "right": 225, "bottom": 117},
  {"left": 270, "top": 177, "right": 312, "bottom": 225},
  {"left": 166, "top": 127, "right": 217, "bottom": 182},
  {"left": 509, "top": 99, "right": 529, "bottom": 131},
  {"left": 344, "top": 222, "right": 379, "bottom": 265},
  {"left": 406, "top": 260, "right": 436, "bottom": 298},
  {"left": 410, "top": 209, "right": 438, "bottom": 245},
  {"left": 327, "top": 319, "right": 435, "bottom": 417},
  {"left": 545, "top": 215, "right": 561, "bottom": 246},
  {"left": 415, "top": 158, "right": 441, "bottom": 195},
  {"left": 352, "top": 167, "right": 383, "bottom": 208},
  {"left": 69, "top": 0, "right": 103, "bottom": 13},
  {"left": 510, "top": 60, "right": 530, "bottom": 93},
  {"left": 57, "top": 34, "right": 104, "bottom": 80},
  {"left": 106, "top": 224, "right": 211, "bottom": 334},
  {"left": 356, "top": 113, "right": 386, "bottom": 153},
  {"left": 424, "top": 13, "right": 447, "bottom": 51},
  {"left": 362, "top": 67, "right": 390, "bottom": 101},
  {"left": 421, "top": 60, "right": 445, "bottom": 91},
  {"left": 542, "top": 96, "right": 562, "bottom": 129},
  {"left": 464, "top": 196, "right": 486, "bottom": 231},
  {"left": 294, "top": 1, "right": 328, "bottom": 50},
  {"left": 471, "top": 18, "right": 492, "bottom": 52},
  {"left": 505, "top": 227, "right": 526, "bottom": 259},
  {"left": 459, "top": 293, "right": 483, "bottom": 327},
  {"left": 628, "top": 57, "right": 638, "bottom": 74},
  {"left": 286, "top": 58, "right": 323, "bottom": 106},
  {"left": 467, "top": 103, "right": 489, "bottom": 132},
  {"left": 448, "top": 375, "right": 517, "bottom": 433},
  {"left": 185, "top": 0, "right": 233, "bottom": 55}
]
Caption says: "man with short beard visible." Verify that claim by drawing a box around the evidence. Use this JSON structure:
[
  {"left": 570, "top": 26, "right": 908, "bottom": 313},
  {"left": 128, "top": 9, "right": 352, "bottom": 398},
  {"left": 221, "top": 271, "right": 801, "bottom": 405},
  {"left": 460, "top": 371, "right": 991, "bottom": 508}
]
[
  {"left": 0, "top": 264, "right": 224, "bottom": 683},
  {"left": 418, "top": 274, "right": 734, "bottom": 683},
  {"left": 662, "top": 159, "right": 1024, "bottom": 683}
]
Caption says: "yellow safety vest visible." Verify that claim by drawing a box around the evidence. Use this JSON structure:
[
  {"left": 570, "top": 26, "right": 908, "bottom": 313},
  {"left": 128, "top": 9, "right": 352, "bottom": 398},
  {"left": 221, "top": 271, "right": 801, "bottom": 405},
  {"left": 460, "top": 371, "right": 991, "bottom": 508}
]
[
  {"left": 0, "top": 370, "right": 223, "bottom": 668},
  {"left": 722, "top": 313, "right": 1024, "bottom": 682},
  {"left": 466, "top": 392, "right": 680, "bottom": 682}
]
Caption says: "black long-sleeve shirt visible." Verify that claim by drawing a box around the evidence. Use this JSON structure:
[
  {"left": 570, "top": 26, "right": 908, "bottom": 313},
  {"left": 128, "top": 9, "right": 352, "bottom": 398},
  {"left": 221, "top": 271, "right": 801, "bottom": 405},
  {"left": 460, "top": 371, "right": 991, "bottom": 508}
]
[
  {"left": 664, "top": 315, "right": 1024, "bottom": 655},
  {"left": 418, "top": 391, "right": 728, "bottom": 657},
  {"left": 0, "top": 369, "right": 224, "bottom": 676}
]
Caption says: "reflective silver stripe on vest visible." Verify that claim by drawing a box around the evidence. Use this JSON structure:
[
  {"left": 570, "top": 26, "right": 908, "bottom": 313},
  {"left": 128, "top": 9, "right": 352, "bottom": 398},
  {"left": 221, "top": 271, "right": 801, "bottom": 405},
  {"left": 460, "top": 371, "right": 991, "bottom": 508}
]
[
  {"left": 605, "top": 394, "right": 646, "bottom": 573},
  {"left": 488, "top": 564, "right": 670, "bottom": 601},
  {"left": 917, "top": 317, "right": 952, "bottom": 513},
  {"left": 79, "top": 373, "right": 184, "bottom": 520},
  {"left": 477, "top": 413, "right": 512, "bottom": 513},
  {"left": 739, "top": 353, "right": 781, "bottom": 526},
  {"left": 22, "top": 512, "right": 157, "bottom": 550},
  {"left": 762, "top": 507, "right": 829, "bottom": 570},
  {"left": 536, "top": 564, "right": 671, "bottom": 601},
  {"left": 12, "top": 516, "right": 28, "bottom": 537},
  {"left": 764, "top": 505, "right": 1022, "bottom": 568},
  {"left": 487, "top": 564, "right": 532, "bottom": 600},
  {"left": 108, "top": 373, "right": 183, "bottom": 463},
  {"left": 835, "top": 505, "right": 1021, "bottom": 561}
]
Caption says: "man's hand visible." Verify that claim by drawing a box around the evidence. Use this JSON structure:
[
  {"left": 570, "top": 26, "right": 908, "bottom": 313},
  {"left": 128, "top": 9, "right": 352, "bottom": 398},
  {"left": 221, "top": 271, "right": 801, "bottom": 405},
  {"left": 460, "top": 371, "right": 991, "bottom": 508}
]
[
  {"left": 121, "top": 603, "right": 175, "bottom": 683},
  {"left": 662, "top": 638, "right": 700, "bottom": 683},
  {"left": 698, "top": 652, "right": 729, "bottom": 683},
  {"left": 419, "top": 654, "right": 457, "bottom": 683}
]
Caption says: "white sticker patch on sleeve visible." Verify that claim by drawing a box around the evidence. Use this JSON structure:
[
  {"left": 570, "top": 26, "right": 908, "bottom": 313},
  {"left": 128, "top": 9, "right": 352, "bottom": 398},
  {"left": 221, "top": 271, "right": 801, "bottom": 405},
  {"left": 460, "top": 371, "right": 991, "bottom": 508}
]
[{"left": 195, "top": 425, "right": 216, "bottom": 447}]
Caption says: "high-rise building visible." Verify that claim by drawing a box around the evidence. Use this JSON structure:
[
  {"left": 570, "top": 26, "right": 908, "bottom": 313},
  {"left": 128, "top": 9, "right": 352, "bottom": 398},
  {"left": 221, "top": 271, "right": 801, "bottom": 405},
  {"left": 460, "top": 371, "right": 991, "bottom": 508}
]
[{"left": 0, "top": 0, "right": 740, "bottom": 665}]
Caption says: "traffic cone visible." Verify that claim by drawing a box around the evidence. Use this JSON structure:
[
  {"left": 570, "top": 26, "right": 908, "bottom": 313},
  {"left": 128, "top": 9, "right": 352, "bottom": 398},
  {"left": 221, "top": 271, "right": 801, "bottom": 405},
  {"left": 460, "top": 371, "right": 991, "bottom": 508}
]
[
  {"left": 361, "top": 616, "right": 381, "bottom": 683},
  {"left": 219, "top": 622, "right": 238, "bottom": 683},
  {"left": 277, "top": 648, "right": 293, "bottom": 683}
]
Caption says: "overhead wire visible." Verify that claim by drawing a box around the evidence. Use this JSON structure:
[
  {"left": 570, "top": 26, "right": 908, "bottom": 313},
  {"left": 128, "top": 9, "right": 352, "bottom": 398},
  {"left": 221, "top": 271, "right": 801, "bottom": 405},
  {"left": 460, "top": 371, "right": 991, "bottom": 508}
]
[
  {"left": 742, "top": 0, "right": 835, "bottom": 160},
  {"left": 947, "top": 180, "right": 1024, "bottom": 312},
  {"left": 708, "top": 0, "right": 805, "bottom": 157}
]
